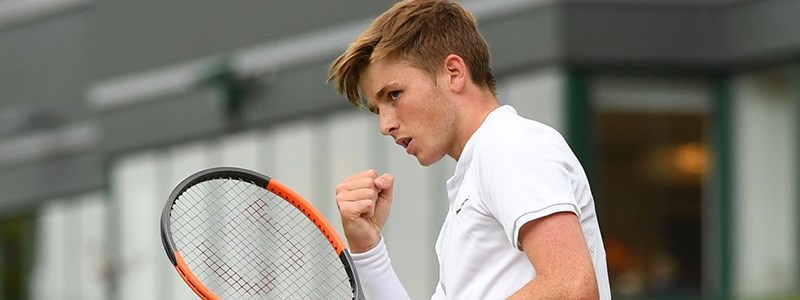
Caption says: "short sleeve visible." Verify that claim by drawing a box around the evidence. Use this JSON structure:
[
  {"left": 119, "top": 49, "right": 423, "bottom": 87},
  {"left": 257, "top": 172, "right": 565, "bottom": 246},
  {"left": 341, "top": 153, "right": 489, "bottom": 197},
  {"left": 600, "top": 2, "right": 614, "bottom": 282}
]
[{"left": 476, "top": 126, "right": 580, "bottom": 249}]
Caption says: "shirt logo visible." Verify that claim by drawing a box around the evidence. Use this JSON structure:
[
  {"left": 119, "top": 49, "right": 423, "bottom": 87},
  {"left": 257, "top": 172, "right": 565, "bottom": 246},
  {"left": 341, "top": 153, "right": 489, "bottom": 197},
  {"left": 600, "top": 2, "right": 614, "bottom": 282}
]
[{"left": 455, "top": 196, "right": 469, "bottom": 214}]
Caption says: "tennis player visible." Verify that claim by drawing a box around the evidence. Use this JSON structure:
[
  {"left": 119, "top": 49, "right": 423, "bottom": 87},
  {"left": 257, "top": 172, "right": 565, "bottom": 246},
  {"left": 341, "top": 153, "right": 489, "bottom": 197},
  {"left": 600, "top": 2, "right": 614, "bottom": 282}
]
[{"left": 329, "top": 0, "right": 610, "bottom": 298}]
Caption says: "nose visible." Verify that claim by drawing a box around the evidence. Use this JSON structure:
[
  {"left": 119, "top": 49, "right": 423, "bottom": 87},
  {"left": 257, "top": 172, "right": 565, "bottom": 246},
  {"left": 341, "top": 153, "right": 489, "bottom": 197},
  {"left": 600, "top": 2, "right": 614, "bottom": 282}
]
[{"left": 379, "top": 109, "right": 398, "bottom": 136}]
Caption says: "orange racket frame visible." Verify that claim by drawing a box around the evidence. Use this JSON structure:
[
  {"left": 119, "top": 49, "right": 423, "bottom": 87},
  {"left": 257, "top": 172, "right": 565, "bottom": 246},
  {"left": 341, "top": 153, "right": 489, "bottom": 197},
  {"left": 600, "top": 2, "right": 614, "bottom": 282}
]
[{"left": 159, "top": 167, "right": 364, "bottom": 299}]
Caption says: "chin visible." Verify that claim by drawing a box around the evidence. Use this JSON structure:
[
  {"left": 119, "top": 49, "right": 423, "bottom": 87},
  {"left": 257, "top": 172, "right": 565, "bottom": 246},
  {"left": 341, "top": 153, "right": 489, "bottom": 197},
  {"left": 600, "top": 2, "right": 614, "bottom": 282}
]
[
  {"left": 418, "top": 159, "right": 435, "bottom": 167},
  {"left": 415, "top": 153, "right": 444, "bottom": 167}
]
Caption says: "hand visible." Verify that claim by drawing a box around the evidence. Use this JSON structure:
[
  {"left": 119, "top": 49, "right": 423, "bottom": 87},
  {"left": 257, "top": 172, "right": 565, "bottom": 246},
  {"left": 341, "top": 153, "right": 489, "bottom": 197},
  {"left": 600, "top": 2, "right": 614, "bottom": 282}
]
[{"left": 335, "top": 169, "right": 394, "bottom": 253}]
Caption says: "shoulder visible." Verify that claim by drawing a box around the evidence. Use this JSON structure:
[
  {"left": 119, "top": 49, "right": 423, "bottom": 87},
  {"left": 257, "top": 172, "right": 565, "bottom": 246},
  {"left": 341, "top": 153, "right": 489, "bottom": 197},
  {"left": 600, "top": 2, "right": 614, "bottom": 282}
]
[{"left": 475, "top": 113, "right": 571, "bottom": 161}]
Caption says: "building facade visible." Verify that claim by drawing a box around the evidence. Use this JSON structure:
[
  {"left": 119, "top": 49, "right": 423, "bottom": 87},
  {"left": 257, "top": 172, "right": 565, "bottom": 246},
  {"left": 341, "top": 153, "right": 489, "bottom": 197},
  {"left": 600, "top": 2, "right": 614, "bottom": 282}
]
[{"left": 0, "top": 0, "right": 798, "bottom": 299}]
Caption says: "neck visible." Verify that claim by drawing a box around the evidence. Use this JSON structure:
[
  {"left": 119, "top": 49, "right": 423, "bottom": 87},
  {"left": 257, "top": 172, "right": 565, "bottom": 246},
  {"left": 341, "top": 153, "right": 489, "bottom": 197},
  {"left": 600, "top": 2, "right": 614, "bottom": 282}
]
[{"left": 450, "top": 89, "right": 500, "bottom": 161}]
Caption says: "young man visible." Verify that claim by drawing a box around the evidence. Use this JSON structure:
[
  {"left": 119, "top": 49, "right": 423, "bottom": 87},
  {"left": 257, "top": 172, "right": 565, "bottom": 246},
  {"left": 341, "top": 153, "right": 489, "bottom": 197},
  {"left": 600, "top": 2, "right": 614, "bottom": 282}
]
[{"left": 328, "top": 0, "right": 610, "bottom": 299}]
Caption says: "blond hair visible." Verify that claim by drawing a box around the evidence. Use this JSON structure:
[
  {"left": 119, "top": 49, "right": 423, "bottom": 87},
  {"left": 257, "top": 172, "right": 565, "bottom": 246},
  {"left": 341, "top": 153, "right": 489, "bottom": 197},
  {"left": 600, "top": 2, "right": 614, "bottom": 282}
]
[{"left": 328, "top": 0, "right": 496, "bottom": 108}]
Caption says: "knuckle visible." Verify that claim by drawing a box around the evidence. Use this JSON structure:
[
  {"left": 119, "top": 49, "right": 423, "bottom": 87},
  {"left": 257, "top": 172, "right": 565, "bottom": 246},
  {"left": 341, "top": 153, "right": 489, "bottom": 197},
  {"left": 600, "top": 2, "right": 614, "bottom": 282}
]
[
  {"left": 334, "top": 183, "right": 346, "bottom": 194},
  {"left": 362, "top": 177, "right": 375, "bottom": 186},
  {"left": 336, "top": 191, "right": 355, "bottom": 202},
  {"left": 361, "top": 200, "right": 375, "bottom": 211}
]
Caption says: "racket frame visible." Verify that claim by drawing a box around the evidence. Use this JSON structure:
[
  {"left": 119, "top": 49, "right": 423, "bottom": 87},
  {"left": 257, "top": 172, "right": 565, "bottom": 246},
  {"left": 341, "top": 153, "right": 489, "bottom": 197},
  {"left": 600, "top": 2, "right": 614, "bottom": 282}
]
[{"left": 159, "top": 167, "right": 364, "bottom": 300}]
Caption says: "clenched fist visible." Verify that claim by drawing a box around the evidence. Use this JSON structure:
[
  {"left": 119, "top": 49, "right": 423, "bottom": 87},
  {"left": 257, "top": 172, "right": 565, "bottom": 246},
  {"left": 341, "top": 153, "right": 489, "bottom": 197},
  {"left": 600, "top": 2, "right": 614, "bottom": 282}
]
[{"left": 334, "top": 169, "right": 394, "bottom": 253}]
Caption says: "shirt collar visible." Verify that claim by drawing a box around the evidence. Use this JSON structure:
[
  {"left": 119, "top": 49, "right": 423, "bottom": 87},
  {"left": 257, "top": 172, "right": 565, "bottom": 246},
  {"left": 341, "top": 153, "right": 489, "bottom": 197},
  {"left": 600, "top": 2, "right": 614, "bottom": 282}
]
[{"left": 445, "top": 105, "right": 517, "bottom": 202}]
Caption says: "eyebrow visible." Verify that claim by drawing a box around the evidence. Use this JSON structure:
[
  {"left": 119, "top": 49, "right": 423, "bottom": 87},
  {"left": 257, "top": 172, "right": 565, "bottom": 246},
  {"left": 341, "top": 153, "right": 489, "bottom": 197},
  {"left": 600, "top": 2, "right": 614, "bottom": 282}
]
[
  {"left": 374, "top": 85, "right": 389, "bottom": 103},
  {"left": 367, "top": 81, "right": 399, "bottom": 114},
  {"left": 376, "top": 81, "right": 402, "bottom": 100}
]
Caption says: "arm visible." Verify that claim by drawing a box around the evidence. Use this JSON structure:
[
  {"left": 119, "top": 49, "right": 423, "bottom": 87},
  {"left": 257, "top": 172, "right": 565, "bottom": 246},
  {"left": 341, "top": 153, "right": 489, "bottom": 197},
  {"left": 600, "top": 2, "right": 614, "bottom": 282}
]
[
  {"left": 350, "top": 236, "right": 410, "bottom": 300},
  {"left": 507, "top": 212, "right": 599, "bottom": 300}
]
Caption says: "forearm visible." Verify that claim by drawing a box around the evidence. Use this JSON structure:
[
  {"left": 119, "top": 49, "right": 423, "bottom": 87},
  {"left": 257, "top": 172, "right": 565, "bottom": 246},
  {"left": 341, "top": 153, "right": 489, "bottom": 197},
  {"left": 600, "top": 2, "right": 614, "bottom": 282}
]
[{"left": 350, "top": 236, "right": 410, "bottom": 300}]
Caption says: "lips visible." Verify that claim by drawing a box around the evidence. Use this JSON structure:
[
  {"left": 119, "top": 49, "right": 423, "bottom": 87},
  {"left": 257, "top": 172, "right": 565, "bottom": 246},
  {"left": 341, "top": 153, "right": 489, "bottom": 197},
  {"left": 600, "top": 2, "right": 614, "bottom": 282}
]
[{"left": 396, "top": 137, "right": 412, "bottom": 149}]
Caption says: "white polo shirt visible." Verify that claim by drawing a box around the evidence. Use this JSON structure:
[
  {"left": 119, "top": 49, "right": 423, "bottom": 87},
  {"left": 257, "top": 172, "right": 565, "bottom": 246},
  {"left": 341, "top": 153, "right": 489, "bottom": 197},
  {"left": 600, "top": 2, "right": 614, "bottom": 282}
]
[
  {"left": 351, "top": 105, "right": 610, "bottom": 299},
  {"left": 432, "top": 105, "right": 610, "bottom": 299}
]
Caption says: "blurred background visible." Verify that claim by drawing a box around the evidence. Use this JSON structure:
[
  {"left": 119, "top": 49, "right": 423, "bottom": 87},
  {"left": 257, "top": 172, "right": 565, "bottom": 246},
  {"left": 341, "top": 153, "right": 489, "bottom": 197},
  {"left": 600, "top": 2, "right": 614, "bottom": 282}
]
[{"left": 0, "top": 0, "right": 798, "bottom": 299}]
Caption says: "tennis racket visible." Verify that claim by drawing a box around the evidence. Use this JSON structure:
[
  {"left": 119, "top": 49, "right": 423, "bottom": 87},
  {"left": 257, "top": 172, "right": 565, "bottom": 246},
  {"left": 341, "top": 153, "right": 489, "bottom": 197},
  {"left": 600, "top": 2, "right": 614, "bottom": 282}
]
[{"left": 160, "top": 167, "right": 364, "bottom": 299}]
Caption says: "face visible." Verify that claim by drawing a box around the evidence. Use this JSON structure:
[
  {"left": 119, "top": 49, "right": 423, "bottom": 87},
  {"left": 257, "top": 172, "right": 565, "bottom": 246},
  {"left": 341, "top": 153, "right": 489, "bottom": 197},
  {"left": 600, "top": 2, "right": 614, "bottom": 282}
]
[{"left": 359, "top": 58, "right": 459, "bottom": 166}]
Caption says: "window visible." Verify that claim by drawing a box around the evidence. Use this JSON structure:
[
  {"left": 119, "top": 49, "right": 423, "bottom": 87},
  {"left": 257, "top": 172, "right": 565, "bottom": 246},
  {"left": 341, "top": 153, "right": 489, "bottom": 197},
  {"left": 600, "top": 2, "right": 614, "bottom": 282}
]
[{"left": 589, "top": 76, "right": 711, "bottom": 298}]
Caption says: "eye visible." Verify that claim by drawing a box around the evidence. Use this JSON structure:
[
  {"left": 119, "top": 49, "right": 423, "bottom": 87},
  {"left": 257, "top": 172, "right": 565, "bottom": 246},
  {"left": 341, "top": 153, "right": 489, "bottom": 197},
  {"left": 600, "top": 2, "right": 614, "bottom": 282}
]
[{"left": 388, "top": 90, "right": 401, "bottom": 100}]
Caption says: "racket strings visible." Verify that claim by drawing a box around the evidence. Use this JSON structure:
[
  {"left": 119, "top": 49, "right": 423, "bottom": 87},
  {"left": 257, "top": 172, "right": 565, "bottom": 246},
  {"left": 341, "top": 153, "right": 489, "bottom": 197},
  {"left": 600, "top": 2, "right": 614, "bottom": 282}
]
[{"left": 170, "top": 178, "right": 353, "bottom": 299}]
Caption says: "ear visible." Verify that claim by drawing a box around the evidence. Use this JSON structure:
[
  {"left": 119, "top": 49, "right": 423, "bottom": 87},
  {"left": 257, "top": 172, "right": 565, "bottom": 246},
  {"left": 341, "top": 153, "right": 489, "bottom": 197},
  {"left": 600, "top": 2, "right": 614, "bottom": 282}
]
[{"left": 443, "top": 54, "right": 466, "bottom": 93}]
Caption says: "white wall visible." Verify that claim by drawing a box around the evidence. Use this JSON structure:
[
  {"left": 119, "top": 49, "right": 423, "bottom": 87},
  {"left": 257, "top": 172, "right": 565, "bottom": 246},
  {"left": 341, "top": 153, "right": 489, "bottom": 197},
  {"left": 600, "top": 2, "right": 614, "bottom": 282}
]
[
  {"left": 30, "top": 193, "right": 107, "bottom": 300},
  {"left": 499, "top": 67, "right": 565, "bottom": 132},
  {"left": 733, "top": 67, "right": 799, "bottom": 298},
  {"left": 113, "top": 151, "right": 164, "bottom": 300}
]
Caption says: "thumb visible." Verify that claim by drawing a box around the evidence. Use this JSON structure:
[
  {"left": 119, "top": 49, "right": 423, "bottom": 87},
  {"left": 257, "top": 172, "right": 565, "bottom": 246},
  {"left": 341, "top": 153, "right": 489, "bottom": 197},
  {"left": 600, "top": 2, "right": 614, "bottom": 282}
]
[
  {"left": 373, "top": 174, "right": 394, "bottom": 228},
  {"left": 374, "top": 173, "right": 394, "bottom": 199}
]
